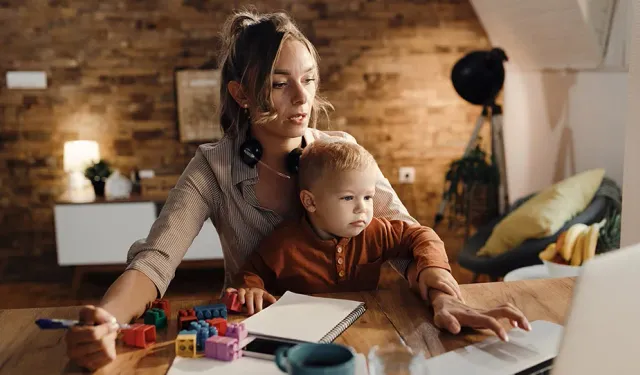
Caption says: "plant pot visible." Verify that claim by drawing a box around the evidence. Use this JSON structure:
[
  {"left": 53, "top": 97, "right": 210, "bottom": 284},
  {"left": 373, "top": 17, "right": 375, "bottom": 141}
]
[{"left": 91, "top": 180, "right": 106, "bottom": 197}]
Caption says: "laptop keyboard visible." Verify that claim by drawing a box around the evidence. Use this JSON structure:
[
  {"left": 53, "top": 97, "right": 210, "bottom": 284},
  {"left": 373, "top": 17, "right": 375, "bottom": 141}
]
[{"left": 515, "top": 358, "right": 554, "bottom": 375}]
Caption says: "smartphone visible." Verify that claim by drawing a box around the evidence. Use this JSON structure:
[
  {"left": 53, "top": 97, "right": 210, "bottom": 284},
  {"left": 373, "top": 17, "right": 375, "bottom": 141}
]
[{"left": 241, "top": 336, "right": 300, "bottom": 360}]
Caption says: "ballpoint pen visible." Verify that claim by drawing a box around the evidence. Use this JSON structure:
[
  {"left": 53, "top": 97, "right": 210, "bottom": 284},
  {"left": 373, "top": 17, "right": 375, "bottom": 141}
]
[{"left": 35, "top": 318, "right": 132, "bottom": 330}]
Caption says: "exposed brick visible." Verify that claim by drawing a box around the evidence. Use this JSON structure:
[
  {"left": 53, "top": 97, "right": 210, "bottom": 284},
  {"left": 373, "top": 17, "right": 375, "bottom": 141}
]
[
  {"left": 114, "top": 139, "right": 134, "bottom": 156},
  {"left": 133, "top": 130, "right": 164, "bottom": 141},
  {"left": 0, "top": 0, "right": 489, "bottom": 278}
]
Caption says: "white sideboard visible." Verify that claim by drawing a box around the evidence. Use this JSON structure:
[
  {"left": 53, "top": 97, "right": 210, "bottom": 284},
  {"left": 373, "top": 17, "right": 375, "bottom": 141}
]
[{"left": 54, "top": 199, "right": 224, "bottom": 267}]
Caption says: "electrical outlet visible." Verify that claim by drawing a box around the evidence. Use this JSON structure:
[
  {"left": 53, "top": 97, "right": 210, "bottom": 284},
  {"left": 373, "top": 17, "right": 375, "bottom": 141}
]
[{"left": 398, "top": 167, "right": 415, "bottom": 184}]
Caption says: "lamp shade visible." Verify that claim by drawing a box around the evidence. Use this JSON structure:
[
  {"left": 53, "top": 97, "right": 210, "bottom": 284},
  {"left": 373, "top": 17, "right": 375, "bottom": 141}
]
[{"left": 63, "top": 140, "right": 100, "bottom": 172}]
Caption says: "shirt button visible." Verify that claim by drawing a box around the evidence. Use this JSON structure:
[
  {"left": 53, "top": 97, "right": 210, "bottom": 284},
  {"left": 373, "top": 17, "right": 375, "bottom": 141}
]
[
  {"left": 337, "top": 246, "right": 342, "bottom": 253},
  {"left": 339, "top": 270, "right": 345, "bottom": 277},
  {"left": 337, "top": 258, "right": 344, "bottom": 265}
]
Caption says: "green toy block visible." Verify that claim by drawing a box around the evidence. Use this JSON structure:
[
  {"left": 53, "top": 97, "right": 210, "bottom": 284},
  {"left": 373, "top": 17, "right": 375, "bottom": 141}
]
[{"left": 144, "top": 307, "right": 168, "bottom": 329}]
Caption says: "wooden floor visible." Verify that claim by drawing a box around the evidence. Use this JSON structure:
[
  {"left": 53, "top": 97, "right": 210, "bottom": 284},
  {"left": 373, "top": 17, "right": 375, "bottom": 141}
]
[{"left": 0, "top": 229, "right": 477, "bottom": 310}]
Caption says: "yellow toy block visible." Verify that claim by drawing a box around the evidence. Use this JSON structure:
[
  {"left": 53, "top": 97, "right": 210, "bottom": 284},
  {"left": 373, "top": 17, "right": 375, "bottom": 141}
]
[{"left": 175, "top": 333, "right": 197, "bottom": 358}]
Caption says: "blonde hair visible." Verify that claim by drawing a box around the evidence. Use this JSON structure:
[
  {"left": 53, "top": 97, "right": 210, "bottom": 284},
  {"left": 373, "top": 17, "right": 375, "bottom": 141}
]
[
  {"left": 217, "top": 9, "right": 333, "bottom": 137},
  {"left": 298, "top": 139, "right": 377, "bottom": 190}
]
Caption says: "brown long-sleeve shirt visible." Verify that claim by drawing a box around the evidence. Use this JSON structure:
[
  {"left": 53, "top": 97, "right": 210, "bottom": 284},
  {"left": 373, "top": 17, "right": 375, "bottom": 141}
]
[
  {"left": 232, "top": 216, "right": 451, "bottom": 295},
  {"left": 125, "top": 128, "right": 420, "bottom": 296}
]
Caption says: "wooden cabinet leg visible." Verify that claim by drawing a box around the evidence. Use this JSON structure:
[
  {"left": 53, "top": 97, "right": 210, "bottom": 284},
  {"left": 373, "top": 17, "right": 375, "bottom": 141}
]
[
  {"left": 72, "top": 266, "right": 85, "bottom": 295},
  {"left": 471, "top": 273, "right": 481, "bottom": 283}
]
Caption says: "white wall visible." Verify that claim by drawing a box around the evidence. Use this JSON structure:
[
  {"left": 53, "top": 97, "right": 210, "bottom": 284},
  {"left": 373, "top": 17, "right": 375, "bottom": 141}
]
[
  {"left": 503, "top": 70, "right": 627, "bottom": 200},
  {"left": 501, "top": 0, "right": 630, "bottom": 201},
  {"left": 620, "top": 0, "right": 640, "bottom": 247}
]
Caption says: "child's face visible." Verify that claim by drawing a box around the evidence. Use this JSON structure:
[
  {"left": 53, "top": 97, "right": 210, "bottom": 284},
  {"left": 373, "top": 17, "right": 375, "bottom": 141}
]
[{"left": 304, "top": 165, "right": 377, "bottom": 238}]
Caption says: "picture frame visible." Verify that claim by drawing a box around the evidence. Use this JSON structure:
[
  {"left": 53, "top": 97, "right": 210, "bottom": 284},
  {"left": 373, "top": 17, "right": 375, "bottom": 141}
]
[{"left": 175, "top": 69, "right": 222, "bottom": 142}]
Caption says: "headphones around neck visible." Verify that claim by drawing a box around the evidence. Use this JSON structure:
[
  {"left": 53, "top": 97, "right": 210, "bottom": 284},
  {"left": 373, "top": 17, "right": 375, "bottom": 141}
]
[{"left": 239, "top": 121, "right": 306, "bottom": 176}]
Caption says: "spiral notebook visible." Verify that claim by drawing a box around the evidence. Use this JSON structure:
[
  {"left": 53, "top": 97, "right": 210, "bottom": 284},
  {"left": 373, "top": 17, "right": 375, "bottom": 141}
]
[{"left": 241, "top": 291, "right": 367, "bottom": 343}]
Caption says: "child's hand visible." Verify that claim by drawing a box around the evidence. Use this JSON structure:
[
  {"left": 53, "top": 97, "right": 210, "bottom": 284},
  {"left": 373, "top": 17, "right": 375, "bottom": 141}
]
[
  {"left": 417, "top": 267, "right": 464, "bottom": 302},
  {"left": 226, "top": 287, "right": 276, "bottom": 315},
  {"left": 430, "top": 289, "right": 531, "bottom": 341},
  {"left": 65, "top": 305, "right": 119, "bottom": 371}
]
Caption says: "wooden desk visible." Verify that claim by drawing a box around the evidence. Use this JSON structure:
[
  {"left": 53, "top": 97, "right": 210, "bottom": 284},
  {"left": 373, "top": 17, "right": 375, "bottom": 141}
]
[{"left": 0, "top": 272, "right": 574, "bottom": 375}]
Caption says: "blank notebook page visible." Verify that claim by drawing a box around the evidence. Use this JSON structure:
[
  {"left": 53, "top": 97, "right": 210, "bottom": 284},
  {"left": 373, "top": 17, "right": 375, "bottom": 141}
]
[{"left": 241, "top": 291, "right": 365, "bottom": 343}]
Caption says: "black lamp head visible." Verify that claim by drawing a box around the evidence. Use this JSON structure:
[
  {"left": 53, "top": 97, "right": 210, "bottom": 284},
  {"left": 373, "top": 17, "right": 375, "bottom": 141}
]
[{"left": 451, "top": 47, "right": 508, "bottom": 106}]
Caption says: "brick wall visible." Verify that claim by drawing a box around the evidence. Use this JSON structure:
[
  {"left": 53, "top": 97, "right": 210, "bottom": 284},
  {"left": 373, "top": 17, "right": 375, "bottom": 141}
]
[{"left": 0, "top": 0, "right": 489, "bottom": 279}]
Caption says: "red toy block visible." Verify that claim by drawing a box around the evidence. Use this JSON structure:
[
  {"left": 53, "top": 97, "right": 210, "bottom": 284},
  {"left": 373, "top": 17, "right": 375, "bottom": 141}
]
[
  {"left": 121, "top": 324, "right": 156, "bottom": 348},
  {"left": 178, "top": 308, "right": 197, "bottom": 331},
  {"left": 222, "top": 291, "right": 243, "bottom": 313},
  {"left": 151, "top": 299, "right": 170, "bottom": 318},
  {"left": 206, "top": 317, "right": 228, "bottom": 336}
]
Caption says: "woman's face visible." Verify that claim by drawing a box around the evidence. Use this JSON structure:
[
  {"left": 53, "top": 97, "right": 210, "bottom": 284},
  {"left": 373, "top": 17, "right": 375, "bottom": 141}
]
[{"left": 263, "top": 39, "right": 318, "bottom": 139}]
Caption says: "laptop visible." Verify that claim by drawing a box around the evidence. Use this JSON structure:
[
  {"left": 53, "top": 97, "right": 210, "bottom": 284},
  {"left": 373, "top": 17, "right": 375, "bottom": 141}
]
[{"left": 422, "top": 242, "right": 640, "bottom": 375}]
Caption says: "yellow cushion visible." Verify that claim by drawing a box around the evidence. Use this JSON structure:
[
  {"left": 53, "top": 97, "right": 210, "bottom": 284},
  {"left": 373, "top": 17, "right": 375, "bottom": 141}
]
[{"left": 477, "top": 168, "right": 605, "bottom": 257}]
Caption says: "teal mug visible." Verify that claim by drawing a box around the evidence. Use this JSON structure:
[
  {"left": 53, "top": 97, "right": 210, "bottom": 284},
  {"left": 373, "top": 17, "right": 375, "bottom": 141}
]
[{"left": 274, "top": 343, "right": 356, "bottom": 375}]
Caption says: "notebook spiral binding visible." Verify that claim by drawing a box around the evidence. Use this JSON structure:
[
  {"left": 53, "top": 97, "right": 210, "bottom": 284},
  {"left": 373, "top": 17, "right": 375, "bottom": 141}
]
[{"left": 319, "top": 303, "right": 367, "bottom": 343}]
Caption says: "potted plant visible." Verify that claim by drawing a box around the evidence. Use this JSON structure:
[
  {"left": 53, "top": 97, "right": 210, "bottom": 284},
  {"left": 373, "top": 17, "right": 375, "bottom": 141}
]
[
  {"left": 85, "top": 160, "right": 113, "bottom": 197},
  {"left": 443, "top": 141, "right": 500, "bottom": 229}
]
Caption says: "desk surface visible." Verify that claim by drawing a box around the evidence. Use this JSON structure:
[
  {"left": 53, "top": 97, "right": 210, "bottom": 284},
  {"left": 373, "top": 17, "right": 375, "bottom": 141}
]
[{"left": 0, "top": 271, "right": 575, "bottom": 375}]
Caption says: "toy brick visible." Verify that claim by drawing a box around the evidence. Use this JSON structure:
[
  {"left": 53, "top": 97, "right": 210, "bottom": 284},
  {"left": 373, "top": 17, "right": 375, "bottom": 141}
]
[
  {"left": 188, "top": 320, "right": 218, "bottom": 351},
  {"left": 177, "top": 308, "right": 197, "bottom": 331},
  {"left": 225, "top": 323, "right": 248, "bottom": 342},
  {"left": 193, "top": 303, "right": 227, "bottom": 320},
  {"left": 175, "top": 332, "right": 197, "bottom": 358},
  {"left": 122, "top": 324, "right": 156, "bottom": 348},
  {"left": 204, "top": 336, "right": 241, "bottom": 361},
  {"left": 144, "top": 307, "right": 167, "bottom": 329},
  {"left": 206, "top": 317, "right": 228, "bottom": 336},
  {"left": 222, "top": 291, "right": 243, "bottom": 313},
  {"left": 151, "top": 299, "right": 170, "bottom": 318}
]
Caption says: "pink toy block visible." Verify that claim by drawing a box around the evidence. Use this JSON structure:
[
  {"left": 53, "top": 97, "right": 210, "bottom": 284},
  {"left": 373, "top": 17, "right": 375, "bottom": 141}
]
[
  {"left": 225, "top": 323, "right": 247, "bottom": 342},
  {"left": 204, "top": 336, "right": 241, "bottom": 361},
  {"left": 222, "top": 291, "right": 243, "bottom": 313},
  {"left": 206, "top": 317, "right": 228, "bottom": 336}
]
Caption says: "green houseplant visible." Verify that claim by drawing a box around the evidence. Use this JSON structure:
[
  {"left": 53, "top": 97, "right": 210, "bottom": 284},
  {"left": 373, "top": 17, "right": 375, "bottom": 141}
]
[
  {"left": 84, "top": 160, "right": 113, "bottom": 197},
  {"left": 443, "top": 141, "right": 500, "bottom": 230}
]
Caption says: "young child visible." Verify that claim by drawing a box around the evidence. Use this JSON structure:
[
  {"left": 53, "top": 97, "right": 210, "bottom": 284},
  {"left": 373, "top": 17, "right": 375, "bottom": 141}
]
[{"left": 230, "top": 139, "right": 455, "bottom": 314}]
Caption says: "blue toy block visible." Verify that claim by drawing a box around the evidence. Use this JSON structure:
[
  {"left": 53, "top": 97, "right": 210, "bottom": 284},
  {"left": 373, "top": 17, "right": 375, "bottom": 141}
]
[
  {"left": 193, "top": 303, "right": 227, "bottom": 320},
  {"left": 187, "top": 320, "right": 218, "bottom": 351}
]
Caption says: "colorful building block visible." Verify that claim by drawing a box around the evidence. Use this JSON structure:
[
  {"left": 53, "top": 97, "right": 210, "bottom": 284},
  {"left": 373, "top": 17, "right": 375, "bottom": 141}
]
[
  {"left": 177, "top": 308, "right": 198, "bottom": 331},
  {"left": 225, "top": 323, "right": 247, "bottom": 342},
  {"left": 222, "top": 291, "right": 242, "bottom": 313},
  {"left": 206, "top": 317, "right": 228, "bottom": 336},
  {"left": 122, "top": 324, "right": 156, "bottom": 348},
  {"left": 151, "top": 299, "right": 170, "bottom": 318},
  {"left": 205, "top": 336, "right": 241, "bottom": 361},
  {"left": 194, "top": 303, "right": 227, "bottom": 320},
  {"left": 187, "top": 320, "right": 218, "bottom": 351},
  {"left": 144, "top": 307, "right": 167, "bottom": 329},
  {"left": 175, "top": 332, "right": 197, "bottom": 358}
]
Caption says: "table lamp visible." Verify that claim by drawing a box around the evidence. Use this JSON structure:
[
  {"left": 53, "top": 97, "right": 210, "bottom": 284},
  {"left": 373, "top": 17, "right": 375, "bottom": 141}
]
[{"left": 63, "top": 140, "right": 100, "bottom": 201}]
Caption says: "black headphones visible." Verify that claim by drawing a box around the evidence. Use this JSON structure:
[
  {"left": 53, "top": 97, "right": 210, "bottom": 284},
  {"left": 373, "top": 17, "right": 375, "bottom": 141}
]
[{"left": 239, "top": 120, "right": 306, "bottom": 175}]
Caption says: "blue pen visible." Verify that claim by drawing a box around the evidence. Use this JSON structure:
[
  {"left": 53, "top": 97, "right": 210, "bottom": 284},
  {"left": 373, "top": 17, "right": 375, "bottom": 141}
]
[{"left": 35, "top": 318, "right": 132, "bottom": 330}]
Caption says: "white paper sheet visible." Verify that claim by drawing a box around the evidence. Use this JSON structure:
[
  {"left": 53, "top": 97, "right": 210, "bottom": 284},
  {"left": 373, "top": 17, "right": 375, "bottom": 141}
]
[{"left": 167, "top": 353, "right": 369, "bottom": 375}]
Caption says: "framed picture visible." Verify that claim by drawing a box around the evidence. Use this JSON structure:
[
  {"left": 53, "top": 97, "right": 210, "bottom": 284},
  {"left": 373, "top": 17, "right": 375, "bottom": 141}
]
[{"left": 175, "top": 69, "right": 222, "bottom": 142}]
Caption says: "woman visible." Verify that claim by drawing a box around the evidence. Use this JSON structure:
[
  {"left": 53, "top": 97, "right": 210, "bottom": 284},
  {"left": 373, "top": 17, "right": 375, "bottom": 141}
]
[{"left": 66, "top": 10, "right": 529, "bottom": 370}]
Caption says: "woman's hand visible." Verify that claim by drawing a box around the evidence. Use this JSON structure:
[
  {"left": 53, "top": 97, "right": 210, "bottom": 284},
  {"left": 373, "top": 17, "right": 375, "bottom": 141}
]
[
  {"left": 226, "top": 287, "right": 276, "bottom": 315},
  {"left": 417, "top": 267, "right": 464, "bottom": 302},
  {"left": 430, "top": 290, "right": 532, "bottom": 341},
  {"left": 65, "top": 305, "right": 119, "bottom": 371}
]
